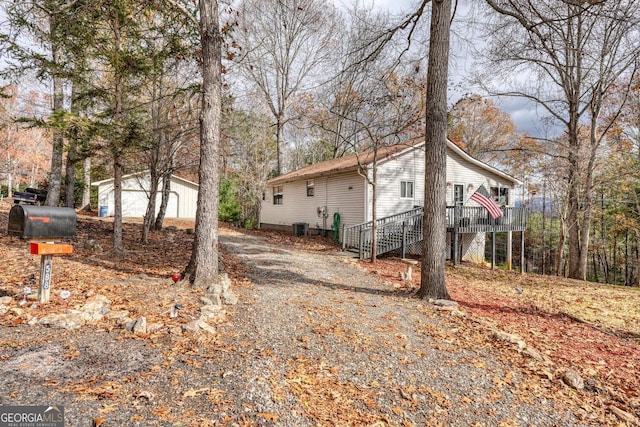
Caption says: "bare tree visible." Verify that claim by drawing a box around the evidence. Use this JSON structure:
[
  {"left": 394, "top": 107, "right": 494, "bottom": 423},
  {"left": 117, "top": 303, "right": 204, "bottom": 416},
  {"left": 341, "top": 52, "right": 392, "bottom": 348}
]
[
  {"left": 482, "top": 0, "right": 640, "bottom": 280},
  {"left": 236, "top": 0, "right": 340, "bottom": 175},
  {"left": 417, "top": 0, "right": 452, "bottom": 300}
]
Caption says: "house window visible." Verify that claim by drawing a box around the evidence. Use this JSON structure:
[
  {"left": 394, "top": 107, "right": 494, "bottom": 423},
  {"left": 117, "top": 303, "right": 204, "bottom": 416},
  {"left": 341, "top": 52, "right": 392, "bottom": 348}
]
[
  {"left": 400, "top": 181, "right": 414, "bottom": 199},
  {"left": 454, "top": 184, "right": 464, "bottom": 206},
  {"left": 490, "top": 187, "right": 509, "bottom": 206},
  {"left": 273, "top": 185, "right": 283, "bottom": 205},
  {"left": 306, "top": 180, "right": 314, "bottom": 197}
]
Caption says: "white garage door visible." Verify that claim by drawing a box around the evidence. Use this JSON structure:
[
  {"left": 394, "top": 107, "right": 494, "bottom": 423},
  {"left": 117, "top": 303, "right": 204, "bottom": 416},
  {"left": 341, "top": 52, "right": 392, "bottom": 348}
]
[{"left": 122, "top": 191, "right": 179, "bottom": 218}]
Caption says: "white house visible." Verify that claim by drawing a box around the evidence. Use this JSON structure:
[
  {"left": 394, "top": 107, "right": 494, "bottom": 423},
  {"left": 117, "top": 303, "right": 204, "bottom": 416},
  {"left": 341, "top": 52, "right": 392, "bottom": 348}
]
[
  {"left": 92, "top": 172, "right": 199, "bottom": 219},
  {"left": 260, "top": 137, "right": 523, "bottom": 263}
]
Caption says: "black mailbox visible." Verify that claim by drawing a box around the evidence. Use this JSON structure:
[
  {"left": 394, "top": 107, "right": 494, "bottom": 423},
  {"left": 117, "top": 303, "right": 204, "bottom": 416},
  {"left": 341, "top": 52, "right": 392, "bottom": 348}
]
[{"left": 7, "top": 205, "right": 77, "bottom": 239}]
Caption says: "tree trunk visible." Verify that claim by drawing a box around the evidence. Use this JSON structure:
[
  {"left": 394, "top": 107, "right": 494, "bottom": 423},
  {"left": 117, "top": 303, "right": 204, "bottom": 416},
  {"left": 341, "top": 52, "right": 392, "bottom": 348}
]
[
  {"left": 46, "top": 15, "right": 64, "bottom": 207},
  {"left": 154, "top": 172, "right": 171, "bottom": 230},
  {"left": 113, "top": 152, "right": 124, "bottom": 252},
  {"left": 142, "top": 169, "right": 159, "bottom": 244},
  {"left": 82, "top": 156, "right": 91, "bottom": 209},
  {"left": 418, "top": 0, "right": 451, "bottom": 300},
  {"left": 184, "top": 0, "right": 221, "bottom": 289}
]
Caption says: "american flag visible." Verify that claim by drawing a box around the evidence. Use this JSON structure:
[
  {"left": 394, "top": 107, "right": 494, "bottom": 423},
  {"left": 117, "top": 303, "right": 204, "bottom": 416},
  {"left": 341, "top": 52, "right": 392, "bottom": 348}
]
[{"left": 470, "top": 185, "right": 503, "bottom": 219}]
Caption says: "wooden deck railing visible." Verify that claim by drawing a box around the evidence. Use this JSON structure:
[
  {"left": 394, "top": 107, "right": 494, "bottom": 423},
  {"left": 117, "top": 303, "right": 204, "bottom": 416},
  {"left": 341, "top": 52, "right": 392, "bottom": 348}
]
[{"left": 342, "top": 206, "right": 526, "bottom": 259}]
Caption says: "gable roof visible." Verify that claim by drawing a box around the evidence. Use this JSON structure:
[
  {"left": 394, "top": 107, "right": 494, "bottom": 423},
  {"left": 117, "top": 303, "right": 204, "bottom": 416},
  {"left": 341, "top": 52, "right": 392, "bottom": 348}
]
[
  {"left": 91, "top": 171, "right": 199, "bottom": 188},
  {"left": 268, "top": 137, "right": 521, "bottom": 186}
]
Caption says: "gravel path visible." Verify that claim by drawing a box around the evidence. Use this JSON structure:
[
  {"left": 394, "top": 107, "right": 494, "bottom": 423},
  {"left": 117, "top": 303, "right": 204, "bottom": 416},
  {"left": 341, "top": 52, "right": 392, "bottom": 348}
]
[{"left": 218, "top": 228, "right": 588, "bottom": 426}]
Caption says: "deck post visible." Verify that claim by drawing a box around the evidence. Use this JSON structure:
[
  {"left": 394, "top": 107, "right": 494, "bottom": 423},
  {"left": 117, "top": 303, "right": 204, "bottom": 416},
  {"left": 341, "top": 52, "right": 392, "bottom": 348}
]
[
  {"left": 401, "top": 221, "right": 407, "bottom": 259},
  {"left": 507, "top": 230, "right": 513, "bottom": 271},
  {"left": 491, "top": 231, "right": 496, "bottom": 270},
  {"left": 453, "top": 205, "right": 460, "bottom": 265},
  {"left": 521, "top": 229, "right": 526, "bottom": 274}
]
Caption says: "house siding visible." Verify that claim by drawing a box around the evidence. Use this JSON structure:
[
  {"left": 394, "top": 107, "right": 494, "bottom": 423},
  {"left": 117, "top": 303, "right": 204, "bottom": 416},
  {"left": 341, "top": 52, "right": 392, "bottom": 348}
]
[
  {"left": 260, "top": 171, "right": 366, "bottom": 234},
  {"left": 94, "top": 174, "right": 198, "bottom": 218}
]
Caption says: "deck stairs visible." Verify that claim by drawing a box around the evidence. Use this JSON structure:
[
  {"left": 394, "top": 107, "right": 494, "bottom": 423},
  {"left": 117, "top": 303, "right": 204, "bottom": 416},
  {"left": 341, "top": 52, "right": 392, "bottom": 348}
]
[{"left": 341, "top": 207, "right": 423, "bottom": 259}]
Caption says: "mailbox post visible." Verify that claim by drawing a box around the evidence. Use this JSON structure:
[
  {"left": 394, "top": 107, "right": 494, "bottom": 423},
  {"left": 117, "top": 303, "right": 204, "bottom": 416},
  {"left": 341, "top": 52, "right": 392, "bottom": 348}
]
[{"left": 8, "top": 205, "right": 77, "bottom": 303}]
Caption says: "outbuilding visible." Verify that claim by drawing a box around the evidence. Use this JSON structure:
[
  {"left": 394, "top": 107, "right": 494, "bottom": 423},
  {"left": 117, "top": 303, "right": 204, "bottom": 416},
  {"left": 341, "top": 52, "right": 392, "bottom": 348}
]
[{"left": 92, "top": 172, "right": 199, "bottom": 219}]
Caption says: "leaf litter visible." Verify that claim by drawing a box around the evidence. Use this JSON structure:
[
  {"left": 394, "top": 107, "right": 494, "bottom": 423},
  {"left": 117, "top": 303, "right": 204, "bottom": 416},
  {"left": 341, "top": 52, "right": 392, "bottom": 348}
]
[{"left": 0, "top": 203, "right": 638, "bottom": 425}]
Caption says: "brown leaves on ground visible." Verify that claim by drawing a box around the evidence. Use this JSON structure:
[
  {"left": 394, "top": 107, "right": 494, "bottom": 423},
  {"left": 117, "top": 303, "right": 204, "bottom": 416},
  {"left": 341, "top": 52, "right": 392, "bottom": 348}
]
[{"left": 358, "top": 257, "right": 640, "bottom": 418}]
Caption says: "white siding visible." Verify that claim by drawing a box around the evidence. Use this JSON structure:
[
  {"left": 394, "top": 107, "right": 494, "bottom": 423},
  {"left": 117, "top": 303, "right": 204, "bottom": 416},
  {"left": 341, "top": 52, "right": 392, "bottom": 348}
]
[
  {"left": 445, "top": 150, "right": 514, "bottom": 206},
  {"left": 260, "top": 171, "right": 366, "bottom": 231},
  {"left": 95, "top": 173, "right": 198, "bottom": 218}
]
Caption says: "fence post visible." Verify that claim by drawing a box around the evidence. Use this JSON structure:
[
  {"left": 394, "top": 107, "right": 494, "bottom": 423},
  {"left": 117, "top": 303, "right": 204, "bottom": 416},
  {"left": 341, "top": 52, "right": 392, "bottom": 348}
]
[{"left": 402, "top": 221, "right": 407, "bottom": 259}]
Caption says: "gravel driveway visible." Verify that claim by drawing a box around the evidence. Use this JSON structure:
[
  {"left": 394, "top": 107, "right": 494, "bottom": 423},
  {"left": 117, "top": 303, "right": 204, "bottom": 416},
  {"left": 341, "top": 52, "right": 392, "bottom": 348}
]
[
  {"left": 218, "top": 228, "right": 588, "bottom": 426},
  {"left": 0, "top": 225, "right": 592, "bottom": 426}
]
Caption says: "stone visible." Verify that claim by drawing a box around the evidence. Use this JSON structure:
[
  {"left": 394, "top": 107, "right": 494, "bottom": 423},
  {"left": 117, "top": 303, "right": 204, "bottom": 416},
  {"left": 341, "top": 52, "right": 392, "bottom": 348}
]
[
  {"left": 493, "top": 330, "right": 526, "bottom": 351},
  {"left": 0, "top": 296, "right": 13, "bottom": 305},
  {"left": 221, "top": 290, "right": 238, "bottom": 305},
  {"left": 147, "top": 323, "right": 164, "bottom": 333},
  {"left": 169, "top": 326, "right": 183, "bottom": 335},
  {"left": 165, "top": 226, "right": 178, "bottom": 231},
  {"left": 200, "top": 297, "right": 215, "bottom": 306},
  {"left": 186, "top": 228, "right": 195, "bottom": 235},
  {"left": 219, "top": 274, "right": 232, "bottom": 292},
  {"left": 132, "top": 317, "right": 147, "bottom": 334},
  {"left": 433, "top": 299, "right": 458, "bottom": 307},
  {"left": 562, "top": 369, "right": 584, "bottom": 390},
  {"left": 522, "top": 346, "right": 545, "bottom": 362},
  {"left": 197, "top": 320, "right": 216, "bottom": 335},
  {"left": 124, "top": 320, "right": 137, "bottom": 332},
  {"left": 80, "top": 294, "right": 112, "bottom": 321},
  {"left": 450, "top": 310, "right": 466, "bottom": 317},
  {"left": 200, "top": 305, "right": 222, "bottom": 320},
  {"left": 0, "top": 306, "right": 7, "bottom": 316},
  {"left": 8, "top": 307, "right": 24, "bottom": 317},
  {"left": 105, "top": 310, "right": 132, "bottom": 325},
  {"left": 207, "top": 294, "right": 222, "bottom": 307},
  {"left": 39, "top": 313, "right": 85, "bottom": 330},
  {"left": 182, "top": 320, "right": 201, "bottom": 334},
  {"left": 608, "top": 406, "right": 638, "bottom": 424},
  {"left": 27, "top": 316, "right": 39, "bottom": 326}
]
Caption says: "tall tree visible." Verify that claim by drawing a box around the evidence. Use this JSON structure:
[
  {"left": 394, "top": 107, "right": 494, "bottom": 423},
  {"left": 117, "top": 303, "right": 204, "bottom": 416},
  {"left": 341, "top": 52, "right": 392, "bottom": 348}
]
[
  {"left": 482, "top": 0, "right": 640, "bottom": 280},
  {"left": 236, "top": 0, "right": 339, "bottom": 175},
  {"left": 183, "top": 0, "right": 222, "bottom": 289},
  {"left": 418, "top": 0, "right": 452, "bottom": 300}
]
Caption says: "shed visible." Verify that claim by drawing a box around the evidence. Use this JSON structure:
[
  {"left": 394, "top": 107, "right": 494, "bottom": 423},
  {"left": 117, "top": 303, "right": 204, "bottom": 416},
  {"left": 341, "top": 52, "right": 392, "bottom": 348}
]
[{"left": 92, "top": 172, "right": 199, "bottom": 218}]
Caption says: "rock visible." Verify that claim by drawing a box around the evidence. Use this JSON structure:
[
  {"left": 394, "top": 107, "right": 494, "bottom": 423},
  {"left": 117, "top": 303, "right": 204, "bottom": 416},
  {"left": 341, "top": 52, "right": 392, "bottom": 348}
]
[
  {"left": 221, "top": 290, "right": 238, "bottom": 305},
  {"left": 164, "top": 226, "right": 178, "bottom": 231},
  {"left": 147, "top": 323, "right": 164, "bottom": 333},
  {"left": 27, "top": 316, "right": 39, "bottom": 326},
  {"left": 200, "top": 305, "right": 222, "bottom": 320},
  {"left": 0, "top": 306, "right": 7, "bottom": 316},
  {"left": 186, "top": 228, "right": 195, "bottom": 235},
  {"left": 433, "top": 299, "right": 458, "bottom": 307},
  {"left": 200, "top": 297, "right": 215, "bottom": 306},
  {"left": 206, "top": 294, "right": 222, "bottom": 307},
  {"left": 0, "top": 296, "right": 13, "bottom": 305},
  {"left": 132, "top": 317, "right": 147, "bottom": 334},
  {"left": 219, "top": 274, "right": 232, "bottom": 292},
  {"left": 197, "top": 320, "right": 216, "bottom": 335},
  {"left": 39, "top": 313, "right": 85, "bottom": 330},
  {"left": 8, "top": 307, "right": 24, "bottom": 317},
  {"left": 493, "top": 330, "right": 526, "bottom": 351},
  {"left": 169, "top": 326, "right": 183, "bottom": 335},
  {"left": 562, "top": 369, "right": 584, "bottom": 390},
  {"left": 183, "top": 320, "right": 201, "bottom": 334},
  {"left": 80, "top": 295, "right": 112, "bottom": 320},
  {"left": 608, "top": 405, "right": 638, "bottom": 424},
  {"left": 104, "top": 310, "right": 131, "bottom": 325},
  {"left": 435, "top": 305, "right": 458, "bottom": 312},
  {"left": 450, "top": 310, "right": 466, "bottom": 317},
  {"left": 522, "top": 346, "right": 545, "bottom": 362},
  {"left": 124, "top": 320, "right": 137, "bottom": 332}
]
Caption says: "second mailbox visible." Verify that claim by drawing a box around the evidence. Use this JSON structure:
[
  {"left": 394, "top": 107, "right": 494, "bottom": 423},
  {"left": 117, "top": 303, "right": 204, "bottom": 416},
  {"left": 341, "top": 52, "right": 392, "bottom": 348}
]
[{"left": 8, "top": 205, "right": 77, "bottom": 239}]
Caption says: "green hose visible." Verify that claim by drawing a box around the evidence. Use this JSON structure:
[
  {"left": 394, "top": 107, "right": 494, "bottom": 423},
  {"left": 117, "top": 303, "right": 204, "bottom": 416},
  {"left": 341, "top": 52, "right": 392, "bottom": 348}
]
[{"left": 331, "top": 212, "right": 341, "bottom": 242}]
